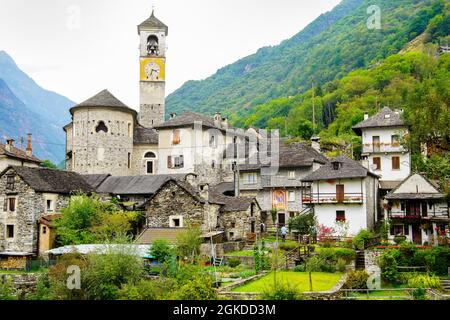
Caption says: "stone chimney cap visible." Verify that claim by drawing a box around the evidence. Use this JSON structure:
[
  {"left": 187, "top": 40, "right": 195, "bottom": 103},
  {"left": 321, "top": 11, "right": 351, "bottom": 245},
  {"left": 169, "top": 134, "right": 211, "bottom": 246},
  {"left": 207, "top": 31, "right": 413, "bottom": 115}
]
[{"left": 170, "top": 112, "right": 177, "bottom": 119}]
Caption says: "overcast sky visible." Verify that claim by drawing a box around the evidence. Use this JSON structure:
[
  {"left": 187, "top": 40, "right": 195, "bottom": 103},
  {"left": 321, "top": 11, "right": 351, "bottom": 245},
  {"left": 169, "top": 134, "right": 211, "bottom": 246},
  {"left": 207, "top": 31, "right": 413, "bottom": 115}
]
[{"left": 0, "top": 0, "right": 341, "bottom": 109}]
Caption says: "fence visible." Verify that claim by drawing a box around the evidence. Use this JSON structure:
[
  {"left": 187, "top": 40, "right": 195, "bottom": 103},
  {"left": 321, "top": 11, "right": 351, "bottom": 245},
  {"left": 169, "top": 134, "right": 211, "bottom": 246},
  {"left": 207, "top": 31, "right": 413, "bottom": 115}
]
[{"left": 25, "top": 259, "right": 56, "bottom": 272}]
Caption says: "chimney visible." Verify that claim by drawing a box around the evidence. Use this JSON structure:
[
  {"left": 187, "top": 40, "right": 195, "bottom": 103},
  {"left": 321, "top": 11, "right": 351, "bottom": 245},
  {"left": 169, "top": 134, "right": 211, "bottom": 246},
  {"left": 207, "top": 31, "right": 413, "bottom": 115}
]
[
  {"left": 170, "top": 112, "right": 177, "bottom": 119},
  {"left": 199, "top": 184, "right": 209, "bottom": 202},
  {"left": 221, "top": 116, "right": 228, "bottom": 129},
  {"left": 26, "top": 134, "right": 32, "bottom": 157},
  {"left": 214, "top": 112, "right": 221, "bottom": 127},
  {"left": 364, "top": 112, "right": 369, "bottom": 120},
  {"left": 310, "top": 136, "right": 321, "bottom": 153},
  {"left": 5, "top": 139, "right": 14, "bottom": 152}
]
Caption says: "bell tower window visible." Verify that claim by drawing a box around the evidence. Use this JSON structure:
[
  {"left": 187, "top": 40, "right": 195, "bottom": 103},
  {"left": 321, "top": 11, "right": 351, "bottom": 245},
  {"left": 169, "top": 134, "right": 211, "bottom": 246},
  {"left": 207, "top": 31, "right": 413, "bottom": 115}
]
[
  {"left": 147, "top": 35, "right": 159, "bottom": 56},
  {"left": 95, "top": 121, "right": 108, "bottom": 133}
]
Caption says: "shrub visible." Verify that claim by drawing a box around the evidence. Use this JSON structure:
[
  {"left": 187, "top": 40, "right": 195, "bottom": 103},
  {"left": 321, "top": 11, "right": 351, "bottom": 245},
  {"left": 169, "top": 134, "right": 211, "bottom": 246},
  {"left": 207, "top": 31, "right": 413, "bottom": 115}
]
[
  {"left": 394, "top": 235, "right": 407, "bottom": 245},
  {"left": 306, "top": 255, "right": 336, "bottom": 273},
  {"left": 432, "top": 247, "right": 450, "bottom": 275},
  {"left": 379, "top": 249, "right": 400, "bottom": 283},
  {"left": 293, "top": 264, "right": 306, "bottom": 272},
  {"left": 334, "top": 248, "right": 356, "bottom": 263},
  {"left": 407, "top": 274, "right": 441, "bottom": 289},
  {"left": 279, "top": 242, "right": 298, "bottom": 251},
  {"left": 398, "top": 242, "right": 417, "bottom": 266},
  {"left": 336, "top": 258, "right": 347, "bottom": 272},
  {"left": 118, "top": 280, "right": 159, "bottom": 300},
  {"left": 344, "top": 270, "right": 369, "bottom": 289},
  {"left": 352, "top": 229, "right": 376, "bottom": 250},
  {"left": 412, "top": 287, "right": 427, "bottom": 300},
  {"left": 170, "top": 274, "right": 218, "bottom": 300},
  {"left": 0, "top": 277, "right": 17, "bottom": 300},
  {"left": 227, "top": 257, "right": 241, "bottom": 268},
  {"left": 150, "top": 239, "right": 173, "bottom": 264},
  {"left": 261, "top": 283, "right": 305, "bottom": 300},
  {"left": 176, "top": 226, "right": 203, "bottom": 263}
]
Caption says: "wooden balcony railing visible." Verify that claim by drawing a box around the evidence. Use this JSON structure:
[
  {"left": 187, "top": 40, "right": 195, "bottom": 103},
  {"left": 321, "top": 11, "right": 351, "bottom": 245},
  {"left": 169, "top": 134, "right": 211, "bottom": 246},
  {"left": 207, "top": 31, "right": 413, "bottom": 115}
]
[{"left": 302, "top": 193, "right": 364, "bottom": 204}]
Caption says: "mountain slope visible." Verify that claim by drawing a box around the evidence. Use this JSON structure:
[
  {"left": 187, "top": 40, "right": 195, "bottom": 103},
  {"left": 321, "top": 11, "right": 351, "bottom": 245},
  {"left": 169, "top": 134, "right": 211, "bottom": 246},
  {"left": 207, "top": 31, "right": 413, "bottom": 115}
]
[
  {"left": 0, "top": 51, "right": 73, "bottom": 163},
  {"left": 0, "top": 79, "right": 65, "bottom": 162},
  {"left": 166, "top": 0, "right": 446, "bottom": 119}
]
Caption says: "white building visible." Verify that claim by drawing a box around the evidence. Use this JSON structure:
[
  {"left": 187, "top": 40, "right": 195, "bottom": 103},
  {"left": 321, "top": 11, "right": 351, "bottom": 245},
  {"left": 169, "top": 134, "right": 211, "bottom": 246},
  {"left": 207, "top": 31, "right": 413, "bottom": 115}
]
[
  {"left": 301, "top": 155, "right": 379, "bottom": 236},
  {"left": 353, "top": 107, "right": 410, "bottom": 192},
  {"left": 384, "top": 173, "right": 449, "bottom": 245},
  {"left": 0, "top": 135, "right": 41, "bottom": 172}
]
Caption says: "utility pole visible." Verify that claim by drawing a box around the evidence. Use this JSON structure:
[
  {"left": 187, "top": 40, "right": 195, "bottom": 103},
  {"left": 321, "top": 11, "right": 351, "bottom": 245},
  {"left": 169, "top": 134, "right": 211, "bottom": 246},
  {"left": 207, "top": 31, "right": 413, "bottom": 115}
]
[{"left": 312, "top": 78, "right": 316, "bottom": 134}]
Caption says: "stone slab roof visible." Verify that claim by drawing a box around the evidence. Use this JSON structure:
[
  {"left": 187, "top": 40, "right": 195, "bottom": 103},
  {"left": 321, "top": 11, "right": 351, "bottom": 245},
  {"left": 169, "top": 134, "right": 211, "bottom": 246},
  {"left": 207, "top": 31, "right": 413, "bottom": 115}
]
[
  {"left": 379, "top": 180, "right": 402, "bottom": 190},
  {"left": 0, "top": 143, "right": 41, "bottom": 163},
  {"left": 384, "top": 173, "right": 445, "bottom": 200},
  {"left": 134, "top": 125, "right": 159, "bottom": 144},
  {"left": 95, "top": 174, "right": 188, "bottom": 195},
  {"left": 353, "top": 107, "right": 406, "bottom": 134},
  {"left": 237, "top": 140, "right": 328, "bottom": 171},
  {"left": 138, "top": 10, "right": 168, "bottom": 35},
  {"left": 70, "top": 89, "right": 137, "bottom": 117},
  {"left": 210, "top": 182, "right": 259, "bottom": 212},
  {"left": 81, "top": 174, "right": 111, "bottom": 190},
  {"left": 154, "top": 111, "right": 225, "bottom": 130},
  {"left": 302, "top": 155, "right": 378, "bottom": 181},
  {"left": 2, "top": 166, "right": 94, "bottom": 194}
]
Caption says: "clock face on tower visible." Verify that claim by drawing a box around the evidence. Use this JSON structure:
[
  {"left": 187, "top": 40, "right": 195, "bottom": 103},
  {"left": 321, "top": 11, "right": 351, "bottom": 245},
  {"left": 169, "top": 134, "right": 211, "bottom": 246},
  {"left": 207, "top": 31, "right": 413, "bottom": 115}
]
[
  {"left": 145, "top": 61, "right": 160, "bottom": 80},
  {"left": 140, "top": 57, "right": 165, "bottom": 82}
]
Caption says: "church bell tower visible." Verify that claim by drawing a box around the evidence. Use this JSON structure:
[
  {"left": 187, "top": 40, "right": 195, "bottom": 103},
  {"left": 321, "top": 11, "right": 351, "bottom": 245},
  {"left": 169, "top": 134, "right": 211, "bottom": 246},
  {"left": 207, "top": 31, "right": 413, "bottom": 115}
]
[{"left": 138, "top": 10, "right": 168, "bottom": 128}]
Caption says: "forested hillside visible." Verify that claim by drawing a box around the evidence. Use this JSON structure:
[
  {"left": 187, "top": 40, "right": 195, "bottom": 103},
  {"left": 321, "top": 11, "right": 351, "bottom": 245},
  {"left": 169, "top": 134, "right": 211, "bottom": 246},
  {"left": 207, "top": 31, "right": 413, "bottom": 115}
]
[{"left": 167, "top": 0, "right": 446, "bottom": 120}]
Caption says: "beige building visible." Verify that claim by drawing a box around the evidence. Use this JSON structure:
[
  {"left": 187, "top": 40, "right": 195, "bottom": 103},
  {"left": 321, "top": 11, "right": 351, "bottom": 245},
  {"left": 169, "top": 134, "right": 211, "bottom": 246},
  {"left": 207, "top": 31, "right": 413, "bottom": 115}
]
[{"left": 0, "top": 135, "right": 41, "bottom": 172}]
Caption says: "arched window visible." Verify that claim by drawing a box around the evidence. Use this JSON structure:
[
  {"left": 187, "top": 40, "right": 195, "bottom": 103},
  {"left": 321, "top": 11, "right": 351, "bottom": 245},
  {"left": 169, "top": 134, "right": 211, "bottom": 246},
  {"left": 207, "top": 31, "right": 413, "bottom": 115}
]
[
  {"left": 147, "top": 35, "right": 159, "bottom": 55},
  {"left": 144, "top": 151, "right": 157, "bottom": 175},
  {"left": 95, "top": 121, "right": 108, "bottom": 133}
]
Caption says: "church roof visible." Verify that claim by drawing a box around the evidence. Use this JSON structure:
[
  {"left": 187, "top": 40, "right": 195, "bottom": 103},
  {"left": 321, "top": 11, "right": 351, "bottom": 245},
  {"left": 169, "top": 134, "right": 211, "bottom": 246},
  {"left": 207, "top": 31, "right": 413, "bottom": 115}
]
[
  {"left": 134, "top": 125, "right": 159, "bottom": 145},
  {"left": 352, "top": 107, "right": 406, "bottom": 134},
  {"left": 70, "top": 89, "right": 137, "bottom": 117},
  {"left": 138, "top": 10, "right": 168, "bottom": 35},
  {"left": 153, "top": 111, "right": 224, "bottom": 130}
]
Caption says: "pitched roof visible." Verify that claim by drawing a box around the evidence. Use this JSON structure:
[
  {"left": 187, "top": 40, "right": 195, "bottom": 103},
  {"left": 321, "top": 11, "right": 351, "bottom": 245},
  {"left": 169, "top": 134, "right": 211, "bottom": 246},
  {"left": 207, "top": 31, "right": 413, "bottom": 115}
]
[
  {"left": 153, "top": 111, "right": 225, "bottom": 130},
  {"left": 2, "top": 166, "right": 93, "bottom": 194},
  {"left": 136, "top": 228, "right": 184, "bottom": 245},
  {"left": 134, "top": 125, "right": 159, "bottom": 144},
  {"left": 138, "top": 10, "right": 168, "bottom": 35},
  {"left": 210, "top": 183, "right": 259, "bottom": 212},
  {"left": 352, "top": 107, "right": 406, "bottom": 134},
  {"left": 81, "top": 174, "right": 111, "bottom": 189},
  {"left": 0, "top": 143, "right": 41, "bottom": 163},
  {"left": 384, "top": 173, "right": 445, "bottom": 200},
  {"left": 237, "top": 140, "right": 328, "bottom": 171},
  {"left": 95, "top": 174, "right": 188, "bottom": 195},
  {"left": 69, "top": 89, "right": 137, "bottom": 117},
  {"left": 302, "top": 155, "right": 378, "bottom": 181}
]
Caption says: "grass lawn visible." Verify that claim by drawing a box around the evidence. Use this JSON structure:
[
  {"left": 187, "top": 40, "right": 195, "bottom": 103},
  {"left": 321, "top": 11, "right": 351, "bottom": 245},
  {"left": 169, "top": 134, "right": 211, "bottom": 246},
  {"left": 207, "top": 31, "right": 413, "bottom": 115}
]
[{"left": 232, "top": 272, "right": 343, "bottom": 293}]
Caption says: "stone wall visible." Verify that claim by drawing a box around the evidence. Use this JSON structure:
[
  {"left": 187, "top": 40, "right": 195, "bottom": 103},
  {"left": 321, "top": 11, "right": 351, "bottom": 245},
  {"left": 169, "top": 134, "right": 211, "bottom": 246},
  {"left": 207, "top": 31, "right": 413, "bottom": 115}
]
[
  {"left": 219, "top": 205, "right": 261, "bottom": 241},
  {"left": 145, "top": 180, "right": 220, "bottom": 232},
  {"left": 70, "top": 107, "right": 135, "bottom": 176},
  {"left": 0, "top": 273, "right": 39, "bottom": 297}
]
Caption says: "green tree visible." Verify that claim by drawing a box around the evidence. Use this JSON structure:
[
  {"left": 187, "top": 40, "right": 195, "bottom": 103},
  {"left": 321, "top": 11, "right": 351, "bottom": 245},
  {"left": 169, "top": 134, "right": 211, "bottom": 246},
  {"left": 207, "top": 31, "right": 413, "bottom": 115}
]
[{"left": 175, "top": 226, "right": 203, "bottom": 264}]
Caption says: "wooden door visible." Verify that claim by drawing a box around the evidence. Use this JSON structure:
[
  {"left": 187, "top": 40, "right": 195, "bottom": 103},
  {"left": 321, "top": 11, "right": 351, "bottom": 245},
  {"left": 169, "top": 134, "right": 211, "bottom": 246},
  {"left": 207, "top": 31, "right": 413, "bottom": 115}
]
[
  {"left": 278, "top": 213, "right": 286, "bottom": 226},
  {"left": 336, "top": 185, "right": 345, "bottom": 203},
  {"left": 412, "top": 224, "right": 422, "bottom": 244}
]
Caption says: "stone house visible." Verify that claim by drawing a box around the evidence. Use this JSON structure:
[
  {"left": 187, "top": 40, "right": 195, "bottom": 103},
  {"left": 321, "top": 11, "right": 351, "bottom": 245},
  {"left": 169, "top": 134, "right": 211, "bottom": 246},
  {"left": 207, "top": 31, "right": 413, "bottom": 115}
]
[
  {"left": 0, "top": 166, "right": 93, "bottom": 268},
  {"left": 135, "top": 179, "right": 261, "bottom": 249},
  {"left": 384, "top": 173, "right": 449, "bottom": 245},
  {"left": 301, "top": 155, "right": 379, "bottom": 236},
  {"left": 0, "top": 135, "right": 41, "bottom": 172},
  {"left": 235, "top": 140, "right": 328, "bottom": 227}
]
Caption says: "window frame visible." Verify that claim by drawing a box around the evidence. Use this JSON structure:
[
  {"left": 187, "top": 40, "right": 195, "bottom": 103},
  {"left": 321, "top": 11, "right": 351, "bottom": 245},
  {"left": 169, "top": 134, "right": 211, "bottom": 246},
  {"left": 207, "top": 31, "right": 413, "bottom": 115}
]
[
  {"left": 373, "top": 157, "right": 381, "bottom": 171},
  {"left": 392, "top": 156, "right": 400, "bottom": 170},
  {"left": 288, "top": 190, "right": 296, "bottom": 202},
  {"left": 243, "top": 172, "right": 257, "bottom": 185},
  {"left": 336, "top": 210, "right": 346, "bottom": 222},
  {"left": 6, "top": 225, "right": 14, "bottom": 239}
]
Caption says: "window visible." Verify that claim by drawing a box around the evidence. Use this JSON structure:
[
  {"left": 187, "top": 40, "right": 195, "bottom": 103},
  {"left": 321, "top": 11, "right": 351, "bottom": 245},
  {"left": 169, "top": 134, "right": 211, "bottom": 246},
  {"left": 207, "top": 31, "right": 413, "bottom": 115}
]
[
  {"left": 172, "top": 129, "right": 181, "bottom": 145},
  {"left": 229, "top": 232, "right": 234, "bottom": 239},
  {"left": 46, "top": 199, "right": 54, "bottom": 213},
  {"left": 127, "top": 153, "right": 131, "bottom": 169},
  {"left": 392, "top": 156, "right": 400, "bottom": 170},
  {"left": 209, "top": 134, "right": 217, "bottom": 148},
  {"left": 6, "top": 225, "right": 14, "bottom": 238},
  {"left": 244, "top": 173, "right": 257, "bottom": 184},
  {"left": 392, "top": 225, "right": 404, "bottom": 236},
  {"left": 373, "top": 157, "right": 381, "bottom": 170},
  {"left": 95, "top": 121, "right": 108, "bottom": 133},
  {"left": 128, "top": 123, "right": 132, "bottom": 137},
  {"left": 146, "top": 161, "right": 154, "bottom": 174},
  {"left": 332, "top": 161, "right": 341, "bottom": 170},
  {"left": 168, "top": 155, "right": 184, "bottom": 169},
  {"left": 231, "top": 222, "right": 236, "bottom": 228},
  {"left": 42, "top": 226, "right": 47, "bottom": 235},
  {"left": 169, "top": 216, "right": 183, "bottom": 228},
  {"left": 211, "top": 160, "right": 216, "bottom": 169},
  {"left": 144, "top": 152, "right": 156, "bottom": 158},
  {"left": 404, "top": 225, "right": 409, "bottom": 236},
  {"left": 391, "top": 135, "right": 400, "bottom": 147},
  {"left": 400, "top": 202, "right": 405, "bottom": 211},
  {"left": 6, "top": 175, "right": 15, "bottom": 190},
  {"left": 336, "top": 210, "right": 346, "bottom": 222},
  {"left": 288, "top": 171, "right": 296, "bottom": 179},
  {"left": 8, "top": 198, "right": 16, "bottom": 212},
  {"left": 288, "top": 190, "right": 295, "bottom": 202}
]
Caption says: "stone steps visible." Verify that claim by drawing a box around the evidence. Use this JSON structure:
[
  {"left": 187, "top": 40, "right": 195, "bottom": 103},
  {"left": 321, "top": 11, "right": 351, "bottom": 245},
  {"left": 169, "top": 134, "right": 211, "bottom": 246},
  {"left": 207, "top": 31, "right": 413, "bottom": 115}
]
[{"left": 441, "top": 280, "right": 450, "bottom": 291}]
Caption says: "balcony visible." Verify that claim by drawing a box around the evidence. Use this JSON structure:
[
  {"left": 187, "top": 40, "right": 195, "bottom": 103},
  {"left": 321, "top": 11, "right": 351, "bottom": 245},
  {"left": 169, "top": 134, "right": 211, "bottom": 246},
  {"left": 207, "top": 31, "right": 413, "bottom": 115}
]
[
  {"left": 388, "top": 210, "right": 449, "bottom": 220},
  {"left": 362, "top": 142, "right": 406, "bottom": 154},
  {"left": 302, "top": 192, "right": 364, "bottom": 204}
]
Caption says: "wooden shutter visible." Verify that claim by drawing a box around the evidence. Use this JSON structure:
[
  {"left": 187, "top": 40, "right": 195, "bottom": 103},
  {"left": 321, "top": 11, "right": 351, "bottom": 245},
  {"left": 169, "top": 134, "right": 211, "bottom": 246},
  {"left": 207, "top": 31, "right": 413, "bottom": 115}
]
[
  {"left": 167, "top": 156, "right": 172, "bottom": 169},
  {"left": 336, "top": 185, "right": 344, "bottom": 203},
  {"left": 392, "top": 156, "right": 400, "bottom": 170},
  {"left": 9, "top": 198, "right": 15, "bottom": 212},
  {"left": 373, "top": 157, "right": 381, "bottom": 170}
]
